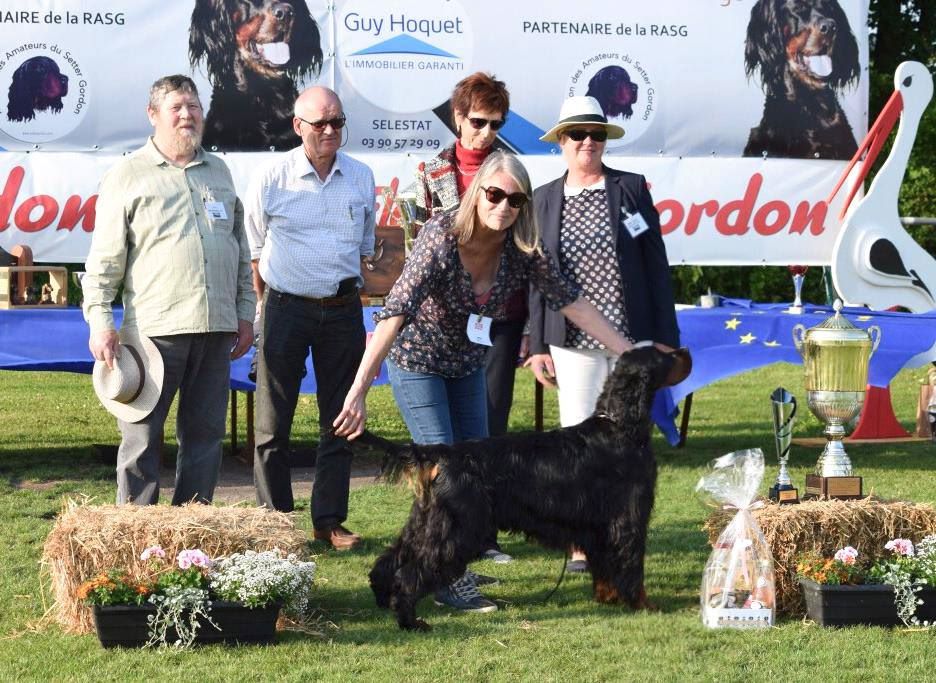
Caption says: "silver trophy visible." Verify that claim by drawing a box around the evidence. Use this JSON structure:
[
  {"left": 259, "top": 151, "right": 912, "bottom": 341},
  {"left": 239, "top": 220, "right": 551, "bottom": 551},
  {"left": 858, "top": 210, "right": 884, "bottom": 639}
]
[
  {"left": 786, "top": 266, "right": 808, "bottom": 313},
  {"left": 768, "top": 387, "right": 798, "bottom": 503}
]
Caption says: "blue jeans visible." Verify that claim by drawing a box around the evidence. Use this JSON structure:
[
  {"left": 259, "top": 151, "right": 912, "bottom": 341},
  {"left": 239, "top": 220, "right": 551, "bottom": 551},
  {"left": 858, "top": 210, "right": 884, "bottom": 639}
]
[{"left": 387, "top": 359, "right": 488, "bottom": 446}]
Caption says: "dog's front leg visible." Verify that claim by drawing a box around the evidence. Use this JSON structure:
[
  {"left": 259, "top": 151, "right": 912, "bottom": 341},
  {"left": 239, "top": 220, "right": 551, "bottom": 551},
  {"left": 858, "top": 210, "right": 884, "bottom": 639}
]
[
  {"left": 392, "top": 561, "right": 435, "bottom": 631},
  {"left": 595, "top": 523, "right": 656, "bottom": 610},
  {"left": 393, "top": 594, "right": 431, "bottom": 631},
  {"left": 369, "top": 547, "right": 400, "bottom": 609}
]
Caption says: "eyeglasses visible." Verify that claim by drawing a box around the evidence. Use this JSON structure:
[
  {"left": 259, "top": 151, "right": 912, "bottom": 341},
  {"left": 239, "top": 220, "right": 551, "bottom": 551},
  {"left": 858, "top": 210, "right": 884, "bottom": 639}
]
[
  {"left": 297, "top": 115, "right": 347, "bottom": 131},
  {"left": 481, "top": 186, "right": 528, "bottom": 209},
  {"left": 563, "top": 129, "right": 608, "bottom": 142},
  {"left": 468, "top": 117, "right": 506, "bottom": 131}
]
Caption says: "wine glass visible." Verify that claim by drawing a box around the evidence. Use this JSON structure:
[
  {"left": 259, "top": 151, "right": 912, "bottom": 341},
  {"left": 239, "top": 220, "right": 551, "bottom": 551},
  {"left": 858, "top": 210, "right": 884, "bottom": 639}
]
[{"left": 787, "top": 265, "right": 808, "bottom": 312}]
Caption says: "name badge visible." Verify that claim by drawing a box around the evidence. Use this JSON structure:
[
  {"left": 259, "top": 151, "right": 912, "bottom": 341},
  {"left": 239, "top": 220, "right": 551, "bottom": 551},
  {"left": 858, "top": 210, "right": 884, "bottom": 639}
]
[
  {"left": 466, "top": 313, "right": 493, "bottom": 346},
  {"left": 205, "top": 201, "right": 228, "bottom": 220},
  {"left": 622, "top": 209, "right": 650, "bottom": 238}
]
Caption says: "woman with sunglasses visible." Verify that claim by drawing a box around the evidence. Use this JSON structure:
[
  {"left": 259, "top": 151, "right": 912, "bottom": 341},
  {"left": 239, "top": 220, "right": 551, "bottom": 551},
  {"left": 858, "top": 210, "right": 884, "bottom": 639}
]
[
  {"left": 527, "top": 96, "right": 680, "bottom": 574},
  {"left": 413, "top": 72, "right": 523, "bottom": 565},
  {"left": 334, "top": 151, "right": 633, "bottom": 614}
]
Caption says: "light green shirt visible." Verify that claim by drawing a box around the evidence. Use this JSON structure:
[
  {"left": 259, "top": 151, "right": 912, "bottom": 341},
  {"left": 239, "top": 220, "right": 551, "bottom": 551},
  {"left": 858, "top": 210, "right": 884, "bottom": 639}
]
[{"left": 83, "top": 138, "right": 255, "bottom": 336}]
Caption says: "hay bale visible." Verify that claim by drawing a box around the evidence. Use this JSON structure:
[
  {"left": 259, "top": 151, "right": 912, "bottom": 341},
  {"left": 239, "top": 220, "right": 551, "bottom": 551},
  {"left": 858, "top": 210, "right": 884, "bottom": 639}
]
[
  {"left": 41, "top": 501, "right": 308, "bottom": 634},
  {"left": 703, "top": 499, "right": 936, "bottom": 616}
]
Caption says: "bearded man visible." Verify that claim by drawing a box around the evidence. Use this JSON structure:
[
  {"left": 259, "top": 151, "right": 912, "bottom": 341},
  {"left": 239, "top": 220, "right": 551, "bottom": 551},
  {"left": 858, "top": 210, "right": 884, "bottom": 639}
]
[{"left": 83, "top": 74, "right": 255, "bottom": 505}]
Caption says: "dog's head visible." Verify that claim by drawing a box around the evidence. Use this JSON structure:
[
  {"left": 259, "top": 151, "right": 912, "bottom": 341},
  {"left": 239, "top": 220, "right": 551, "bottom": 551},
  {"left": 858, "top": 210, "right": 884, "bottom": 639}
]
[
  {"left": 586, "top": 65, "right": 639, "bottom": 119},
  {"left": 594, "top": 345, "right": 692, "bottom": 428},
  {"left": 189, "top": 0, "right": 323, "bottom": 86},
  {"left": 6, "top": 56, "right": 68, "bottom": 123},
  {"left": 745, "top": 0, "right": 859, "bottom": 93}
]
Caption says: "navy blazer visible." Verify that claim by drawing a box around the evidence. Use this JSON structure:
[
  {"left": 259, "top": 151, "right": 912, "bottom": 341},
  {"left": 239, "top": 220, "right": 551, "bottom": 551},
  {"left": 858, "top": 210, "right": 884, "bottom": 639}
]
[{"left": 529, "top": 166, "right": 680, "bottom": 354}]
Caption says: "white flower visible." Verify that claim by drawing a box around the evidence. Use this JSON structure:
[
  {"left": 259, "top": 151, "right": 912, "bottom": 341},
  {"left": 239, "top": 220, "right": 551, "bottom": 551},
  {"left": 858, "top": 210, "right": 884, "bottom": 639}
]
[{"left": 208, "top": 549, "right": 316, "bottom": 616}]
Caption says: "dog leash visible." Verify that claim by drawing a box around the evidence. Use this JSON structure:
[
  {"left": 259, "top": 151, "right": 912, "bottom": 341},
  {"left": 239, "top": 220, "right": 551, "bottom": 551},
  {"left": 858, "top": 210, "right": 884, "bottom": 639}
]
[{"left": 539, "top": 550, "right": 570, "bottom": 603}]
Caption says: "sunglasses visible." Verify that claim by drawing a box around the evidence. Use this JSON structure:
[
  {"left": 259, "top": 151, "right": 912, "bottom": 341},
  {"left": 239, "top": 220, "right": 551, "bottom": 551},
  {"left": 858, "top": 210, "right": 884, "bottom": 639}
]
[
  {"left": 297, "top": 115, "right": 347, "bottom": 131},
  {"left": 563, "top": 129, "right": 608, "bottom": 142},
  {"left": 482, "top": 186, "right": 528, "bottom": 209},
  {"left": 468, "top": 116, "right": 506, "bottom": 131}
]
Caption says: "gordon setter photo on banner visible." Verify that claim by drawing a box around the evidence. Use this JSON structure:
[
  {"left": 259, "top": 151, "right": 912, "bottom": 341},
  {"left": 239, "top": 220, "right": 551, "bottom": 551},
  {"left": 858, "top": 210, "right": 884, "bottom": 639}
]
[
  {"left": 743, "top": 0, "right": 861, "bottom": 160},
  {"left": 189, "top": 0, "right": 324, "bottom": 151}
]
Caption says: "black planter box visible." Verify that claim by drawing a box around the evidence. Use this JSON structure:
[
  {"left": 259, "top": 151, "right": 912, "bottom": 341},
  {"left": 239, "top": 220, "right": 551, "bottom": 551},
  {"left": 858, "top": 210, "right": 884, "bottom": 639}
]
[
  {"left": 92, "top": 601, "right": 279, "bottom": 647},
  {"left": 799, "top": 579, "right": 936, "bottom": 627}
]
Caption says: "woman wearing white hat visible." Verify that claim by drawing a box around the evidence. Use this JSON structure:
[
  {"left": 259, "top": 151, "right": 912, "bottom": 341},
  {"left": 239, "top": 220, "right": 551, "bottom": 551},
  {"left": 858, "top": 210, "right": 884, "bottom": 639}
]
[{"left": 526, "top": 96, "right": 680, "bottom": 573}]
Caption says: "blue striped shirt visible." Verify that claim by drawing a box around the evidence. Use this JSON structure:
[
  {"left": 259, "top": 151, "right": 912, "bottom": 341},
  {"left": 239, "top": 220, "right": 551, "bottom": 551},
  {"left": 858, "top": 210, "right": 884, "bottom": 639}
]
[{"left": 245, "top": 147, "right": 376, "bottom": 298}]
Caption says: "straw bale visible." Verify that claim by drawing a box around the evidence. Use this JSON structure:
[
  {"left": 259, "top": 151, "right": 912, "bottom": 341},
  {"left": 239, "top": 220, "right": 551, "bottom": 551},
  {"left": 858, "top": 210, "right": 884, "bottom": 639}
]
[
  {"left": 703, "top": 498, "right": 936, "bottom": 615},
  {"left": 41, "top": 500, "right": 308, "bottom": 634}
]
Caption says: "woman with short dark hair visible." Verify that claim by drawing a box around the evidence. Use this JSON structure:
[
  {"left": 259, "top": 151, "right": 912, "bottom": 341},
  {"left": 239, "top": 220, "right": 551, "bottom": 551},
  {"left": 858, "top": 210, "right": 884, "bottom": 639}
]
[{"left": 412, "top": 73, "right": 524, "bottom": 564}]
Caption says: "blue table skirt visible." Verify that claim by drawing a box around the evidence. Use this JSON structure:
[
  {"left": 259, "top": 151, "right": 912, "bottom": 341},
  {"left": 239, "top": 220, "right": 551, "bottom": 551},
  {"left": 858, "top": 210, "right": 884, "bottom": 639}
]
[
  {"left": 9, "top": 301, "right": 927, "bottom": 447},
  {"left": 673, "top": 300, "right": 936, "bottom": 406},
  {"left": 0, "top": 306, "right": 682, "bottom": 444},
  {"left": 0, "top": 307, "right": 385, "bottom": 393}
]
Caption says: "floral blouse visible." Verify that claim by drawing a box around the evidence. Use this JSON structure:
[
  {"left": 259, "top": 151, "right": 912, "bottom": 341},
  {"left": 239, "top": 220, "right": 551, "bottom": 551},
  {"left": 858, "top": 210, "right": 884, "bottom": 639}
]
[{"left": 375, "top": 210, "right": 579, "bottom": 377}]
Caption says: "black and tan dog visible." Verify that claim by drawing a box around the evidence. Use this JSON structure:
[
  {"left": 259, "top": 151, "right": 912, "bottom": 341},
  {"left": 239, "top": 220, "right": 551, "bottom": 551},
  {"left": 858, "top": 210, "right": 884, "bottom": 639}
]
[
  {"left": 6, "top": 56, "right": 69, "bottom": 123},
  {"left": 743, "top": 0, "right": 860, "bottom": 160},
  {"left": 189, "top": 0, "right": 323, "bottom": 151},
  {"left": 359, "top": 345, "right": 691, "bottom": 631}
]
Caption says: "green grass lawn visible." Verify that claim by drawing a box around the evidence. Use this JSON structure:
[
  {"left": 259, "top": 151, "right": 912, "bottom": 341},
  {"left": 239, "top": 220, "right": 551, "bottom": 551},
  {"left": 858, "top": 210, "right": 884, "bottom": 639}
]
[{"left": 1, "top": 364, "right": 935, "bottom": 682}]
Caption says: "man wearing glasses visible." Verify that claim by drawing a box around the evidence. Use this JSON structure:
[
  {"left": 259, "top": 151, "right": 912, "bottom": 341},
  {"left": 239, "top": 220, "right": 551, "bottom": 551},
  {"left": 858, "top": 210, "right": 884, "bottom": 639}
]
[{"left": 245, "top": 86, "right": 375, "bottom": 550}]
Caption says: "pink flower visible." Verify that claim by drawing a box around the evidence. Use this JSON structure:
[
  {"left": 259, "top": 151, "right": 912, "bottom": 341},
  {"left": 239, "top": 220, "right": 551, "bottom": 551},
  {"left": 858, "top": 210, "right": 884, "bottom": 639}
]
[
  {"left": 140, "top": 546, "right": 166, "bottom": 562},
  {"left": 177, "top": 549, "right": 213, "bottom": 570},
  {"left": 834, "top": 546, "right": 858, "bottom": 565},
  {"left": 884, "top": 538, "right": 915, "bottom": 557}
]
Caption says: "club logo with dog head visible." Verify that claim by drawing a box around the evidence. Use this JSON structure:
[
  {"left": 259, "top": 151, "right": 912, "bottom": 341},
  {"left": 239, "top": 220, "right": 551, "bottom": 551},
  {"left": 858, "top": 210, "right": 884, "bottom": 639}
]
[
  {"left": 0, "top": 44, "right": 89, "bottom": 145},
  {"left": 565, "top": 52, "right": 658, "bottom": 149}
]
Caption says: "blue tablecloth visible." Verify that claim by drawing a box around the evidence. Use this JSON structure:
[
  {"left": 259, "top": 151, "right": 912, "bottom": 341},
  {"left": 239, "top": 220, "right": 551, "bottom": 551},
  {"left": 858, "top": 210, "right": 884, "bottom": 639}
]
[
  {"left": 8, "top": 302, "right": 928, "bottom": 447},
  {"left": 0, "top": 307, "right": 385, "bottom": 393},
  {"left": 2, "top": 306, "right": 681, "bottom": 443},
  {"left": 671, "top": 300, "right": 936, "bottom": 406}
]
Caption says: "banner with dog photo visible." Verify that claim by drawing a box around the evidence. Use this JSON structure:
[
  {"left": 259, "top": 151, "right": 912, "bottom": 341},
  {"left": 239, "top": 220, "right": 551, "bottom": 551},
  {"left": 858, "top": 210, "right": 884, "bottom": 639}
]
[{"left": 0, "top": 0, "right": 870, "bottom": 265}]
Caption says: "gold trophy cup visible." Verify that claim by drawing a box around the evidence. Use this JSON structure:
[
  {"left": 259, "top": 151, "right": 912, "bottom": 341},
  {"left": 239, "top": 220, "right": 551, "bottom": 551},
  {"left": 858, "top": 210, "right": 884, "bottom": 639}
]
[{"left": 792, "top": 301, "right": 880, "bottom": 499}]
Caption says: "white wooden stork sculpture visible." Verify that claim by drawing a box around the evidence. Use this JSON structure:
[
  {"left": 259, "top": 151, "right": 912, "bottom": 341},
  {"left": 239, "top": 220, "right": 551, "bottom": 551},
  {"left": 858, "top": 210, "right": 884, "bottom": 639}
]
[{"left": 827, "top": 61, "right": 936, "bottom": 313}]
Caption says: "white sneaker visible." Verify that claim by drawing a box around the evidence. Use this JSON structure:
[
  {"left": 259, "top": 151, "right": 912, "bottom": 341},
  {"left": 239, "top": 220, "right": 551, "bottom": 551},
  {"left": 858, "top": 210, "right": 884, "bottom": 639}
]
[{"left": 481, "top": 548, "right": 513, "bottom": 564}]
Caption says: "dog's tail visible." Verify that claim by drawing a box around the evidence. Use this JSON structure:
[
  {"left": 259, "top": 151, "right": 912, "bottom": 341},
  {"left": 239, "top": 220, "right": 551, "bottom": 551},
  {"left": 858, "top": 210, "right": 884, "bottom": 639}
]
[{"left": 354, "top": 431, "right": 441, "bottom": 494}]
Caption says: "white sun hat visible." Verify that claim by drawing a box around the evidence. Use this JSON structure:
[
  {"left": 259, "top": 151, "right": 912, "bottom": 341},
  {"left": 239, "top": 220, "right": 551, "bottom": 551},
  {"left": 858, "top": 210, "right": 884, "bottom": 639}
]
[
  {"left": 539, "top": 95, "right": 625, "bottom": 143},
  {"left": 92, "top": 327, "right": 164, "bottom": 423}
]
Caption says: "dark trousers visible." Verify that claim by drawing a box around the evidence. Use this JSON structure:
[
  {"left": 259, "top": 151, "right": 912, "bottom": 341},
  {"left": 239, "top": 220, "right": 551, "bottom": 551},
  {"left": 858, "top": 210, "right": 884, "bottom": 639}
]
[
  {"left": 117, "top": 333, "right": 232, "bottom": 505},
  {"left": 253, "top": 289, "right": 365, "bottom": 530},
  {"left": 484, "top": 318, "right": 525, "bottom": 437},
  {"left": 480, "top": 317, "right": 524, "bottom": 550}
]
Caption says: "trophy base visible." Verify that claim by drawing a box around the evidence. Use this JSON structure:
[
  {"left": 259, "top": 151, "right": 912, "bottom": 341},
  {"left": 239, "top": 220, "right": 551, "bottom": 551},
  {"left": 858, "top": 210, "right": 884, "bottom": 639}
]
[
  {"left": 769, "top": 484, "right": 799, "bottom": 504},
  {"left": 804, "top": 474, "right": 863, "bottom": 500}
]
